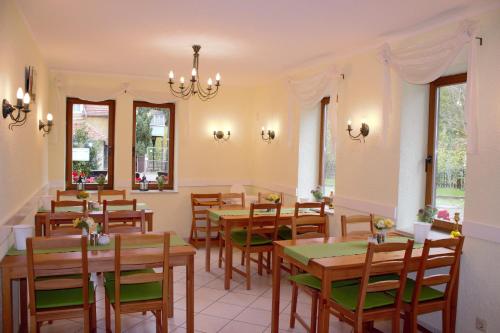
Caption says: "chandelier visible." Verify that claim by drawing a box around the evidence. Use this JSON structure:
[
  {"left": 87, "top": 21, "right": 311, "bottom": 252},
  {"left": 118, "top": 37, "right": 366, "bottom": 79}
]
[{"left": 168, "top": 45, "right": 221, "bottom": 101}]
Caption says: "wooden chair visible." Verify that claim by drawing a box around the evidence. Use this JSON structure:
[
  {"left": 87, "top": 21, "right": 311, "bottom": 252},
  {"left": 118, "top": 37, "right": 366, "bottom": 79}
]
[
  {"left": 341, "top": 214, "right": 375, "bottom": 237},
  {"left": 51, "top": 200, "right": 87, "bottom": 213},
  {"left": 26, "top": 235, "right": 96, "bottom": 332},
  {"left": 98, "top": 189, "right": 126, "bottom": 204},
  {"left": 326, "top": 240, "right": 414, "bottom": 333},
  {"left": 217, "top": 193, "right": 245, "bottom": 268},
  {"left": 44, "top": 211, "right": 88, "bottom": 237},
  {"left": 288, "top": 202, "right": 330, "bottom": 333},
  {"left": 229, "top": 202, "right": 281, "bottom": 289},
  {"left": 257, "top": 191, "right": 284, "bottom": 204},
  {"left": 104, "top": 232, "right": 171, "bottom": 332},
  {"left": 400, "top": 237, "right": 465, "bottom": 333},
  {"left": 190, "top": 193, "right": 222, "bottom": 248},
  {"left": 103, "top": 198, "right": 139, "bottom": 229},
  {"left": 56, "top": 190, "right": 80, "bottom": 201},
  {"left": 103, "top": 209, "right": 146, "bottom": 234}
]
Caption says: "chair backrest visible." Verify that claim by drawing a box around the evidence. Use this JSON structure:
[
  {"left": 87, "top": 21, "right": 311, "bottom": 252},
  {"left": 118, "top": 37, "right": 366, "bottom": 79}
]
[
  {"left": 113, "top": 233, "right": 170, "bottom": 311},
  {"left": 45, "top": 211, "right": 89, "bottom": 236},
  {"left": 26, "top": 236, "right": 90, "bottom": 315},
  {"left": 102, "top": 199, "right": 137, "bottom": 212},
  {"left": 410, "top": 237, "right": 464, "bottom": 307},
  {"left": 51, "top": 200, "right": 87, "bottom": 213},
  {"left": 56, "top": 190, "right": 80, "bottom": 201},
  {"left": 257, "top": 192, "right": 284, "bottom": 204},
  {"left": 340, "top": 214, "right": 375, "bottom": 237},
  {"left": 191, "top": 193, "right": 222, "bottom": 224},
  {"left": 103, "top": 210, "right": 146, "bottom": 234},
  {"left": 246, "top": 202, "right": 282, "bottom": 245},
  {"left": 221, "top": 192, "right": 245, "bottom": 208},
  {"left": 355, "top": 240, "right": 414, "bottom": 321},
  {"left": 292, "top": 202, "right": 328, "bottom": 240},
  {"left": 98, "top": 189, "right": 126, "bottom": 204}
]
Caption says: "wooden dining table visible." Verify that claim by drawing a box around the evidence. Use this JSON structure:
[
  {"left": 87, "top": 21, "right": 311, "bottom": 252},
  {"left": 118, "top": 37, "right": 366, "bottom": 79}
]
[
  {"left": 34, "top": 208, "right": 154, "bottom": 236},
  {"left": 206, "top": 207, "right": 323, "bottom": 289},
  {"left": 0, "top": 234, "right": 196, "bottom": 333},
  {"left": 270, "top": 235, "right": 459, "bottom": 333}
]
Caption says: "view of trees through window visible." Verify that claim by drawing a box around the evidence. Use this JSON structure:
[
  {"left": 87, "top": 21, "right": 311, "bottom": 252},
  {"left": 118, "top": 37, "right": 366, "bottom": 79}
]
[{"left": 432, "top": 82, "right": 467, "bottom": 220}]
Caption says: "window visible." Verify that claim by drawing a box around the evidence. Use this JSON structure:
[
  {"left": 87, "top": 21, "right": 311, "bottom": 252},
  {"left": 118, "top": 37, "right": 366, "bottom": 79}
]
[
  {"left": 132, "top": 101, "right": 175, "bottom": 190},
  {"left": 319, "top": 96, "right": 336, "bottom": 194},
  {"left": 426, "top": 74, "right": 467, "bottom": 230},
  {"left": 66, "top": 98, "right": 116, "bottom": 190}
]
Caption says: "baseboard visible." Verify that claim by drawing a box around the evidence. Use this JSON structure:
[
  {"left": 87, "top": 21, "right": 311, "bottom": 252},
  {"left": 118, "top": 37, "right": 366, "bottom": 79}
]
[{"left": 334, "top": 196, "right": 397, "bottom": 219}]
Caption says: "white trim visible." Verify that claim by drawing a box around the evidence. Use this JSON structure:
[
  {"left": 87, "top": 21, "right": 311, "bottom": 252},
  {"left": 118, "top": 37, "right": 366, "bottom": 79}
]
[
  {"left": 462, "top": 220, "right": 500, "bottom": 244},
  {"left": 178, "top": 179, "right": 252, "bottom": 188},
  {"left": 334, "top": 196, "right": 397, "bottom": 219}
]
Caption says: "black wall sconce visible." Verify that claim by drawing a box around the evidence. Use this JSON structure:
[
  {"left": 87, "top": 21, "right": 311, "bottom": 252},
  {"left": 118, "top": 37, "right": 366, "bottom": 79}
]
[
  {"left": 347, "top": 119, "right": 369, "bottom": 142},
  {"left": 213, "top": 130, "right": 230, "bottom": 142},
  {"left": 261, "top": 127, "right": 275, "bottom": 143},
  {"left": 39, "top": 113, "right": 53, "bottom": 136},
  {"left": 3, "top": 87, "right": 31, "bottom": 130}
]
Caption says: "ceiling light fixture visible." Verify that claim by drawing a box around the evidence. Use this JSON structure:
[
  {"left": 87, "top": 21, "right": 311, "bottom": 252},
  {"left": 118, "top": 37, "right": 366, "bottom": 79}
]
[{"left": 168, "top": 45, "right": 221, "bottom": 101}]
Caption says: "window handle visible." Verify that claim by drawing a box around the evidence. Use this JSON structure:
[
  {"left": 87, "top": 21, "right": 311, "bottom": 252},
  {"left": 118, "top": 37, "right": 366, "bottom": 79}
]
[{"left": 425, "top": 155, "right": 433, "bottom": 173}]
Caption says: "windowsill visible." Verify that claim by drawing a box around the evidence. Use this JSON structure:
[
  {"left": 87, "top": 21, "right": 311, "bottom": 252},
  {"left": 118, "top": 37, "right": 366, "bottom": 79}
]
[
  {"left": 396, "top": 226, "right": 452, "bottom": 240},
  {"left": 130, "top": 189, "right": 179, "bottom": 194}
]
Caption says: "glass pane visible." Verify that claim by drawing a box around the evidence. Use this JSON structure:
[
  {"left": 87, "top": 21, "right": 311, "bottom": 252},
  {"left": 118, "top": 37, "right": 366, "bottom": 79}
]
[
  {"left": 71, "top": 104, "right": 110, "bottom": 184},
  {"left": 134, "top": 106, "right": 171, "bottom": 183},
  {"left": 433, "top": 83, "right": 467, "bottom": 221},
  {"left": 322, "top": 103, "right": 336, "bottom": 194}
]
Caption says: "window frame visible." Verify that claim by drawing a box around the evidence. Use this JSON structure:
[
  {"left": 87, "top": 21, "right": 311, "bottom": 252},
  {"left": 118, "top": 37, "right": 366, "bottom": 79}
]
[
  {"left": 426, "top": 73, "right": 467, "bottom": 232},
  {"left": 318, "top": 96, "right": 331, "bottom": 186},
  {"left": 65, "top": 97, "right": 116, "bottom": 190},
  {"left": 131, "top": 101, "right": 176, "bottom": 191}
]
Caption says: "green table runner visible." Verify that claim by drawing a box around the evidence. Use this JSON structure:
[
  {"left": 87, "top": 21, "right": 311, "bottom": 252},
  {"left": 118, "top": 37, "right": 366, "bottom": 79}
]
[
  {"left": 6, "top": 234, "right": 187, "bottom": 256},
  {"left": 284, "top": 237, "right": 424, "bottom": 266},
  {"left": 208, "top": 207, "right": 313, "bottom": 221},
  {"left": 38, "top": 203, "right": 148, "bottom": 213}
]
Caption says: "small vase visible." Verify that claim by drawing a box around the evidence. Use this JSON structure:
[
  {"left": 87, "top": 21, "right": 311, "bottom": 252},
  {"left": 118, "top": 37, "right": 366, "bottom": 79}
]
[{"left": 414, "top": 221, "right": 432, "bottom": 243}]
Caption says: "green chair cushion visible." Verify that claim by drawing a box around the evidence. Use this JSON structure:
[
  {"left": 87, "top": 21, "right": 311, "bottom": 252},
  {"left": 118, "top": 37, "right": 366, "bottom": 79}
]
[
  {"left": 289, "top": 273, "right": 360, "bottom": 289},
  {"left": 103, "top": 269, "right": 155, "bottom": 282},
  {"left": 330, "top": 283, "right": 396, "bottom": 311},
  {"left": 230, "top": 230, "right": 272, "bottom": 246},
  {"left": 104, "top": 280, "right": 162, "bottom": 304},
  {"left": 386, "top": 278, "right": 444, "bottom": 303},
  {"left": 277, "top": 226, "right": 292, "bottom": 240},
  {"left": 35, "top": 277, "right": 95, "bottom": 309}
]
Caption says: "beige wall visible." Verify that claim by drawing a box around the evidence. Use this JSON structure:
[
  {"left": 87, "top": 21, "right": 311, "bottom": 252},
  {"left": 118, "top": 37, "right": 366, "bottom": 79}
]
[{"left": 0, "top": 0, "right": 49, "bottom": 228}]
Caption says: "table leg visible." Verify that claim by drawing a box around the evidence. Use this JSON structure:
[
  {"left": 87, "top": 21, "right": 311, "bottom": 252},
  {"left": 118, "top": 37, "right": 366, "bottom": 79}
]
[
  {"left": 147, "top": 214, "right": 153, "bottom": 232},
  {"left": 271, "top": 247, "right": 281, "bottom": 332},
  {"left": 318, "top": 272, "right": 331, "bottom": 332},
  {"left": 168, "top": 267, "right": 174, "bottom": 318},
  {"left": 224, "top": 220, "right": 232, "bottom": 290},
  {"left": 186, "top": 255, "right": 194, "bottom": 333},
  {"left": 20, "top": 278, "right": 28, "bottom": 333},
  {"left": 2, "top": 268, "right": 13, "bottom": 333},
  {"left": 35, "top": 215, "right": 43, "bottom": 236},
  {"left": 205, "top": 217, "right": 211, "bottom": 272}
]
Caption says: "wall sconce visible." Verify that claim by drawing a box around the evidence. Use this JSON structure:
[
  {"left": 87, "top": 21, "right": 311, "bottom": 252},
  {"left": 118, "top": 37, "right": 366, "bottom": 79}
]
[
  {"left": 347, "top": 119, "right": 369, "bottom": 142},
  {"left": 261, "top": 127, "right": 275, "bottom": 143},
  {"left": 2, "top": 87, "right": 31, "bottom": 130},
  {"left": 39, "top": 113, "right": 54, "bottom": 136},
  {"left": 213, "top": 130, "right": 230, "bottom": 142}
]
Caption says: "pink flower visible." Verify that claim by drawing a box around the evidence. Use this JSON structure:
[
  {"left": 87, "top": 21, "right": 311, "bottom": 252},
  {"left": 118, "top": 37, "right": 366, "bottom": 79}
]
[{"left": 437, "top": 210, "right": 450, "bottom": 220}]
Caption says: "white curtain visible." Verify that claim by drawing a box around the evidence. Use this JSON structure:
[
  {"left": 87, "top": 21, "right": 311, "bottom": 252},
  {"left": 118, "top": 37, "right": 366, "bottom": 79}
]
[{"left": 378, "top": 20, "right": 479, "bottom": 153}]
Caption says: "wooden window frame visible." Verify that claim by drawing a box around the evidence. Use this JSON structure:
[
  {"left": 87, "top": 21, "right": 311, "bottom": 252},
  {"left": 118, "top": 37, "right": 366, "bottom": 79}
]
[
  {"left": 132, "top": 101, "right": 176, "bottom": 191},
  {"left": 318, "top": 96, "right": 331, "bottom": 186},
  {"left": 65, "top": 98, "right": 116, "bottom": 190},
  {"left": 426, "top": 73, "right": 467, "bottom": 232}
]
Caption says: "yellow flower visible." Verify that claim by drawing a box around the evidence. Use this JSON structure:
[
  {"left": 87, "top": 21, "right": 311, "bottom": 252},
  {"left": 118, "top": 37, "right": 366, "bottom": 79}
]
[
  {"left": 73, "top": 218, "right": 80, "bottom": 227},
  {"left": 384, "top": 219, "right": 394, "bottom": 228},
  {"left": 450, "top": 230, "right": 462, "bottom": 238}
]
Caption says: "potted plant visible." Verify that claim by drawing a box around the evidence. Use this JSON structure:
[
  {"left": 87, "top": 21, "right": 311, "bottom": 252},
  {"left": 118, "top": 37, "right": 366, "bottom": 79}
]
[
  {"left": 96, "top": 174, "right": 106, "bottom": 191},
  {"left": 414, "top": 205, "right": 437, "bottom": 243},
  {"left": 156, "top": 175, "right": 166, "bottom": 191},
  {"left": 373, "top": 218, "right": 395, "bottom": 243},
  {"left": 310, "top": 186, "right": 323, "bottom": 202},
  {"left": 265, "top": 193, "right": 281, "bottom": 204},
  {"left": 73, "top": 216, "right": 97, "bottom": 236}
]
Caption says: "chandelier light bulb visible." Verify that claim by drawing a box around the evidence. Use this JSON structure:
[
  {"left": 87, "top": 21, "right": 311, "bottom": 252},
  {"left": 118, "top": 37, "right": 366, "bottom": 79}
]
[
  {"left": 215, "top": 73, "right": 221, "bottom": 81},
  {"left": 16, "top": 87, "right": 24, "bottom": 100},
  {"left": 23, "top": 93, "right": 30, "bottom": 105},
  {"left": 191, "top": 68, "right": 197, "bottom": 77},
  {"left": 180, "top": 77, "right": 185, "bottom": 84},
  {"left": 168, "top": 70, "right": 174, "bottom": 79},
  {"left": 207, "top": 78, "right": 213, "bottom": 86},
  {"left": 347, "top": 119, "right": 352, "bottom": 126}
]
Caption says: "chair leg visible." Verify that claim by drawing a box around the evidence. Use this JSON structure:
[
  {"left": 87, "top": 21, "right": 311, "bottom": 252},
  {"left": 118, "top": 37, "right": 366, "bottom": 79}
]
[
  {"left": 392, "top": 313, "right": 400, "bottom": 333},
  {"left": 410, "top": 311, "right": 418, "bottom": 333},
  {"left": 91, "top": 302, "right": 97, "bottom": 332},
  {"left": 443, "top": 306, "right": 451, "bottom": 333},
  {"left": 245, "top": 251, "right": 252, "bottom": 290},
  {"left": 168, "top": 267, "right": 174, "bottom": 318},
  {"left": 290, "top": 283, "right": 298, "bottom": 328},
  {"left": 83, "top": 308, "right": 90, "bottom": 333},
  {"left": 218, "top": 235, "right": 224, "bottom": 268},
  {"left": 258, "top": 253, "right": 263, "bottom": 276},
  {"left": 155, "top": 310, "right": 161, "bottom": 333},
  {"left": 105, "top": 296, "right": 111, "bottom": 333},
  {"left": 240, "top": 251, "right": 245, "bottom": 266},
  {"left": 30, "top": 315, "right": 37, "bottom": 333},
  {"left": 162, "top": 306, "right": 169, "bottom": 333},
  {"left": 310, "top": 291, "right": 319, "bottom": 333},
  {"left": 266, "top": 251, "right": 271, "bottom": 273},
  {"left": 115, "top": 306, "right": 121, "bottom": 333},
  {"left": 403, "top": 311, "right": 411, "bottom": 333}
]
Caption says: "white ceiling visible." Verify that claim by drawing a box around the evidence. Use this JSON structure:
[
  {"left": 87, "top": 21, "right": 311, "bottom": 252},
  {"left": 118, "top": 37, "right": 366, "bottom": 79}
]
[{"left": 15, "top": 0, "right": 499, "bottom": 84}]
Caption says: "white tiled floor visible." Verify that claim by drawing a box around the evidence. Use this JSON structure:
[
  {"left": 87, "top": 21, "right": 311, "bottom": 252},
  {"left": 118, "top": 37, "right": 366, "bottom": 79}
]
[{"left": 38, "top": 247, "right": 393, "bottom": 332}]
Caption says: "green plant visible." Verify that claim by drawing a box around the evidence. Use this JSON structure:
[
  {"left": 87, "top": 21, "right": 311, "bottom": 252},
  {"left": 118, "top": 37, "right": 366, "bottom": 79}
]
[
  {"left": 417, "top": 205, "right": 438, "bottom": 223},
  {"left": 311, "top": 186, "right": 323, "bottom": 201},
  {"left": 96, "top": 174, "right": 106, "bottom": 186},
  {"left": 156, "top": 175, "right": 166, "bottom": 188}
]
